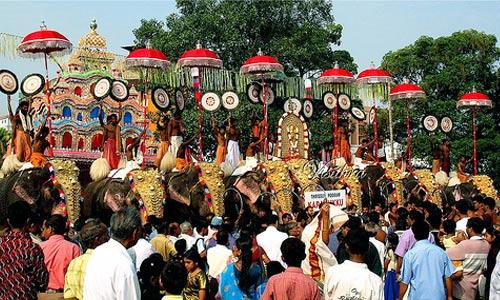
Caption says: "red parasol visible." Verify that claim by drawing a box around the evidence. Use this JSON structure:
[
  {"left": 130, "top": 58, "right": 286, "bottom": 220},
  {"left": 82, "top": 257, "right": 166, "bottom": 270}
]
[
  {"left": 177, "top": 43, "right": 222, "bottom": 69},
  {"left": 240, "top": 50, "right": 283, "bottom": 160},
  {"left": 318, "top": 63, "right": 355, "bottom": 161},
  {"left": 390, "top": 82, "right": 426, "bottom": 168},
  {"left": 177, "top": 42, "right": 222, "bottom": 161},
  {"left": 18, "top": 21, "right": 73, "bottom": 156},
  {"left": 457, "top": 89, "right": 493, "bottom": 175},
  {"left": 126, "top": 43, "right": 170, "bottom": 166},
  {"left": 357, "top": 64, "right": 392, "bottom": 163},
  {"left": 240, "top": 50, "right": 284, "bottom": 75}
]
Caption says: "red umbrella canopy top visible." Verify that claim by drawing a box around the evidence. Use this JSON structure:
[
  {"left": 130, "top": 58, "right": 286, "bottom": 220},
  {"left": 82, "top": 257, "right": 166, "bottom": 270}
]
[
  {"left": 177, "top": 42, "right": 222, "bottom": 69},
  {"left": 389, "top": 83, "right": 426, "bottom": 100},
  {"left": 318, "top": 62, "right": 355, "bottom": 85},
  {"left": 240, "top": 49, "right": 283, "bottom": 75},
  {"left": 457, "top": 89, "right": 492, "bottom": 109},
  {"left": 357, "top": 63, "right": 392, "bottom": 84},
  {"left": 125, "top": 43, "right": 170, "bottom": 69},
  {"left": 18, "top": 21, "right": 72, "bottom": 57}
]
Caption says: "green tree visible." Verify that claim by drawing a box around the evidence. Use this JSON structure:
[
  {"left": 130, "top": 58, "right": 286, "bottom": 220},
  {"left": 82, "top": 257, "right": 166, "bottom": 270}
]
[
  {"left": 381, "top": 30, "right": 500, "bottom": 188},
  {"left": 133, "top": 0, "right": 354, "bottom": 76}
]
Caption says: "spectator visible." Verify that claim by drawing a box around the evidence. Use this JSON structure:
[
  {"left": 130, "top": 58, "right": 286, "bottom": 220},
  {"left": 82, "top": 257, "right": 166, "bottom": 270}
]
[
  {"left": 83, "top": 207, "right": 142, "bottom": 300},
  {"left": 180, "top": 221, "right": 195, "bottom": 249},
  {"left": 254, "top": 261, "right": 285, "bottom": 300},
  {"left": 64, "top": 218, "right": 109, "bottom": 300},
  {"left": 395, "top": 210, "right": 435, "bottom": 273},
  {"left": 455, "top": 199, "right": 474, "bottom": 233},
  {"left": 0, "top": 201, "right": 48, "bottom": 300},
  {"left": 129, "top": 226, "right": 156, "bottom": 270},
  {"left": 219, "top": 237, "right": 263, "bottom": 299},
  {"left": 447, "top": 217, "right": 490, "bottom": 299},
  {"left": 256, "top": 214, "right": 288, "bottom": 267},
  {"left": 161, "top": 260, "right": 188, "bottom": 300},
  {"left": 261, "top": 238, "right": 321, "bottom": 300},
  {"left": 168, "top": 222, "right": 181, "bottom": 244},
  {"left": 207, "top": 230, "right": 232, "bottom": 279},
  {"left": 399, "top": 220, "right": 454, "bottom": 300},
  {"left": 384, "top": 233, "right": 399, "bottom": 300},
  {"left": 281, "top": 213, "right": 292, "bottom": 225},
  {"left": 285, "top": 221, "right": 303, "bottom": 239},
  {"left": 40, "top": 214, "right": 80, "bottom": 291},
  {"left": 365, "top": 222, "right": 385, "bottom": 268},
  {"left": 150, "top": 222, "right": 177, "bottom": 262},
  {"left": 138, "top": 253, "right": 165, "bottom": 300},
  {"left": 485, "top": 228, "right": 499, "bottom": 299},
  {"left": 324, "top": 228, "right": 383, "bottom": 299},
  {"left": 337, "top": 216, "right": 383, "bottom": 277},
  {"left": 441, "top": 219, "right": 461, "bottom": 250},
  {"left": 171, "top": 239, "right": 187, "bottom": 263},
  {"left": 182, "top": 248, "right": 208, "bottom": 300}
]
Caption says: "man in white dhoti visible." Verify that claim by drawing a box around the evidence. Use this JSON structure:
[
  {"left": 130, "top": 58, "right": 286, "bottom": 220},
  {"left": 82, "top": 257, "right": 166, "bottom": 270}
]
[
  {"left": 225, "top": 117, "right": 241, "bottom": 170},
  {"left": 167, "top": 111, "right": 184, "bottom": 157}
]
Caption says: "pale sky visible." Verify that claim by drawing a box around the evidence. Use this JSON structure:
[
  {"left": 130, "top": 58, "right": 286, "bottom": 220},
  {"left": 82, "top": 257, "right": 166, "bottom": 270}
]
[{"left": 0, "top": 0, "right": 499, "bottom": 114}]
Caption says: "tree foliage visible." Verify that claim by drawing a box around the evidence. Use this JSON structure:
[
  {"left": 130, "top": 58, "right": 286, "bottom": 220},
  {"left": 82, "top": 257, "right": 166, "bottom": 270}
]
[
  {"left": 381, "top": 30, "right": 500, "bottom": 188},
  {"left": 133, "top": 0, "right": 355, "bottom": 76}
]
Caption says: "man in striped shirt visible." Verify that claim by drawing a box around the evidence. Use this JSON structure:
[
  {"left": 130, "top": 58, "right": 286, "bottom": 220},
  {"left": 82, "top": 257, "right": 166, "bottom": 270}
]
[{"left": 447, "top": 217, "right": 490, "bottom": 299}]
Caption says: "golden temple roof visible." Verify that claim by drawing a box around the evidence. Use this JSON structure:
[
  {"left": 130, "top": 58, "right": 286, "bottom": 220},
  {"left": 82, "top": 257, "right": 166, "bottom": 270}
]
[{"left": 79, "top": 18, "right": 106, "bottom": 50}]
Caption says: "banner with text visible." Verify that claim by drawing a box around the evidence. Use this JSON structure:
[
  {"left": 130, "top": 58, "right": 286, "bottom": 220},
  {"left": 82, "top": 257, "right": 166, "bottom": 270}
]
[{"left": 304, "top": 189, "right": 347, "bottom": 210}]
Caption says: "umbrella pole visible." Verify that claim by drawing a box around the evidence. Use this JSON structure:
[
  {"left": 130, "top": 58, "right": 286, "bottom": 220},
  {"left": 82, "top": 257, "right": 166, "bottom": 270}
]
[
  {"left": 261, "top": 76, "right": 268, "bottom": 161},
  {"left": 388, "top": 82, "right": 394, "bottom": 161},
  {"left": 44, "top": 53, "right": 54, "bottom": 157},
  {"left": 406, "top": 103, "right": 412, "bottom": 170},
  {"left": 334, "top": 86, "right": 339, "bottom": 159},
  {"left": 142, "top": 68, "right": 149, "bottom": 168},
  {"left": 372, "top": 88, "right": 379, "bottom": 163},
  {"left": 198, "top": 71, "right": 203, "bottom": 161},
  {"left": 473, "top": 109, "right": 477, "bottom": 175}
]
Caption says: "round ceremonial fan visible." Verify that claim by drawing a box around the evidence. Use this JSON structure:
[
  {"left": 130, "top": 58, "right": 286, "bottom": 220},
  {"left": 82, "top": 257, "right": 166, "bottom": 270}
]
[
  {"left": 92, "top": 77, "right": 112, "bottom": 100},
  {"left": 323, "top": 92, "right": 337, "bottom": 110},
  {"left": 303, "top": 100, "right": 313, "bottom": 118},
  {"left": 440, "top": 116, "right": 453, "bottom": 133},
  {"left": 175, "top": 89, "right": 185, "bottom": 111},
  {"left": 368, "top": 106, "right": 376, "bottom": 125},
  {"left": 21, "top": 73, "right": 44, "bottom": 97},
  {"left": 423, "top": 115, "right": 439, "bottom": 132},
  {"left": 284, "top": 98, "right": 301, "bottom": 114},
  {"left": 350, "top": 107, "right": 366, "bottom": 121},
  {"left": 259, "top": 86, "right": 275, "bottom": 105},
  {"left": 222, "top": 91, "right": 239, "bottom": 110},
  {"left": 201, "top": 92, "right": 221, "bottom": 112},
  {"left": 246, "top": 82, "right": 261, "bottom": 104},
  {"left": 0, "top": 69, "right": 19, "bottom": 95},
  {"left": 338, "top": 94, "right": 352, "bottom": 111},
  {"left": 152, "top": 87, "right": 170, "bottom": 111},
  {"left": 109, "top": 80, "right": 129, "bottom": 102}
]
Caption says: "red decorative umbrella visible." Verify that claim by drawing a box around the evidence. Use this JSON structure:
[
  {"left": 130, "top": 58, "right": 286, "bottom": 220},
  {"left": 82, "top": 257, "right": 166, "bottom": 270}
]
[
  {"left": 177, "top": 42, "right": 222, "bottom": 161},
  {"left": 177, "top": 43, "right": 222, "bottom": 69},
  {"left": 318, "top": 63, "right": 355, "bottom": 161},
  {"left": 389, "top": 83, "right": 426, "bottom": 168},
  {"left": 357, "top": 64, "right": 392, "bottom": 163},
  {"left": 457, "top": 89, "right": 493, "bottom": 175},
  {"left": 240, "top": 50, "right": 283, "bottom": 160},
  {"left": 18, "top": 21, "right": 72, "bottom": 156},
  {"left": 126, "top": 43, "right": 170, "bottom": 165}
]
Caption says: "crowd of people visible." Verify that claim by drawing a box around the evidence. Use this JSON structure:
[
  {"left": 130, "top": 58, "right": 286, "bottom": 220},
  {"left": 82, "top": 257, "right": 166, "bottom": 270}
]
[{"left": 0, "top": 190, "right": 498, "bottom": 300}]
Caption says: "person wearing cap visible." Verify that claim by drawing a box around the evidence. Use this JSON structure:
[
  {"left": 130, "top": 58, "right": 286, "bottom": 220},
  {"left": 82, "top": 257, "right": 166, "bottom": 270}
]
[{"left": 64, "top": 219, "right": 109, "bottom": 300}]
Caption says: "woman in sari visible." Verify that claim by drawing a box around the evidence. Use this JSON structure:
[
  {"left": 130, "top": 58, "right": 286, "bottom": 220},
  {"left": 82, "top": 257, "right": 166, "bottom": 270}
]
[{"left": 219, "top": 237, "right": 263, "bottom": 300}]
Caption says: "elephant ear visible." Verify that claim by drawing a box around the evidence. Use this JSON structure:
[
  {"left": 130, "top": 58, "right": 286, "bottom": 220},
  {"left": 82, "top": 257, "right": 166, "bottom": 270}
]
[{"left": 90, "top": 158, "right": 110, "bottom": 181}]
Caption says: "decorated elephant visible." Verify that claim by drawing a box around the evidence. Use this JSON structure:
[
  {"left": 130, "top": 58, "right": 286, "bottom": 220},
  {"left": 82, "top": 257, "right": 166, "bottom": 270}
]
[
  {"left": 82, "top": 168, "right": 164, "bottom": 225},
  {"left": 0, "top": 166, "right": 61, "bottom": 224}
]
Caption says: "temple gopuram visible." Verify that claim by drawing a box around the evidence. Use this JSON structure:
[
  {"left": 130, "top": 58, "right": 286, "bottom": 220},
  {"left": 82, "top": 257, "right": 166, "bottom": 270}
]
[{"left": 30, "top": 20, "right": 156, "bottom": 163}]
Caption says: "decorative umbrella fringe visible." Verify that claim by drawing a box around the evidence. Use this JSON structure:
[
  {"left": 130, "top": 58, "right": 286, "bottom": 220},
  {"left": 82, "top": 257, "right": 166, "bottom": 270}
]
[{"left": 18, "top": 40, "right": 72, "bottom": 57}]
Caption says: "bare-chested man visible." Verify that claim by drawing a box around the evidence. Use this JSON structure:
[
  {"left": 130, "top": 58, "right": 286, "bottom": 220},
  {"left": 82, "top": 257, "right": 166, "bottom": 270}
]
[
  {"left": 225, "top": 117, "right": 241, "bottom": 170},
  {"left": 99, "top": 102, "right": 122, "bottom": 169},
  {"left": 440, "top": 139, "right": 451, "bottom": 174},
  {"left": 5, "top": 96, "right": 33, "bottom": 161},
  {"left": 155, "top": 112, "right": 171, "bottom": 167},
  {"left": 167, "top": 110, "right": 184, "bottom": 159}
]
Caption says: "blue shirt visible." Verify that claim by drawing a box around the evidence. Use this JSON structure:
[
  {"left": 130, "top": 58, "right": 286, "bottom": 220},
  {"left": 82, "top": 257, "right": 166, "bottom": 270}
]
[{"left": 400, "top": 240, "right": 455, "bottom": 300}]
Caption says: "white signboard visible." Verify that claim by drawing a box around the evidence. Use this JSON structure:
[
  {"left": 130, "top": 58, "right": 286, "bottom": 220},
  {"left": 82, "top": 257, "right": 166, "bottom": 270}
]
[{"left": 304, "top": 189, "right": 347, "bottom": 210}]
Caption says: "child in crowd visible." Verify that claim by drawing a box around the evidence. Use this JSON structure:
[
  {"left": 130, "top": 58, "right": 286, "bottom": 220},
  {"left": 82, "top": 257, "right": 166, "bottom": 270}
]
[
  {"left": 139, "top": 253, "right": 165, "bottom": 300},
  {"left": 441, "top": 219, "right": 461, "bottom": 250},
  {"left": 161, "top": 260, "right": 188, "bottom": 300},
  {"left": 384, "top": 233, "right": 399, "bottom": 300},
  {"left": 182, "top": 248, "right": 208, "bottom": 300}
]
